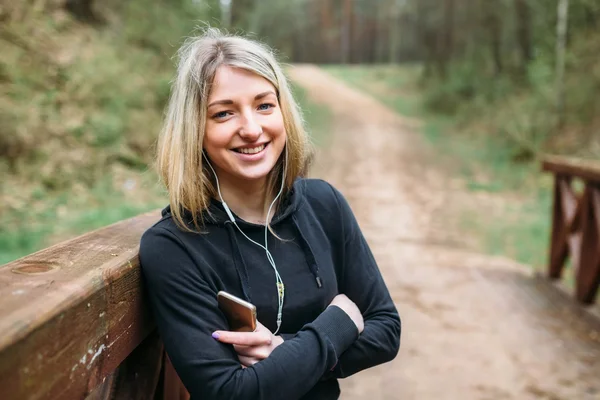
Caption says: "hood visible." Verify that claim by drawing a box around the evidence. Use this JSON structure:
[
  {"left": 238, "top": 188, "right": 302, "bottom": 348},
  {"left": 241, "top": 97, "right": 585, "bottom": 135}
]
[
  {"left": 160, "top": 178, "right": 306, "bottom": 228},
  {"left": 160, "top": 177, "right": 323, "bottom": 318}
]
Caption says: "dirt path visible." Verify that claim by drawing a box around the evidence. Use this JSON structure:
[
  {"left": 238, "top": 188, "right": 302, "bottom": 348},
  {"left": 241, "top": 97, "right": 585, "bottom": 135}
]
[{"left": 288, "top": 65, "right": 600, "bottom": 400}]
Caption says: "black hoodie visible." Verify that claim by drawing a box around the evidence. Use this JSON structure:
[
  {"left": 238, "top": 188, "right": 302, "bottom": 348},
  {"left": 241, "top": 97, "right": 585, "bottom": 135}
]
[{"left": 139, "top": 178, "right": 400, "bottom": 400}]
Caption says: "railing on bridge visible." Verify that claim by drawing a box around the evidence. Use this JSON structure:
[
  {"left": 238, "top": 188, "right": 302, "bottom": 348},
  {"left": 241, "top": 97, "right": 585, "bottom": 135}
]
[
  {"left": 0, "top": 211, "right": 190, "bottom": 399},
  {"left": 543, "top": 156, "right": 600, "bottom": 304}
]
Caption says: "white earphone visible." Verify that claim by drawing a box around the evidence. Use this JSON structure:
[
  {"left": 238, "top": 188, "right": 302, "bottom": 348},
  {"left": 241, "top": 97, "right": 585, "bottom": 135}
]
[{"left": 204, "top": 149, "right": 287, "bottom": 335}]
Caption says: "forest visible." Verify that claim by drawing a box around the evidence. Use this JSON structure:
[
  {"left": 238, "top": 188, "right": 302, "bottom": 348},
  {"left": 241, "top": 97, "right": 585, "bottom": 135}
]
[
  {"left": 234, "top": 0, "right": 599, "bottom": 159},
  {"left": 1, "top": 0, "right": 598, "bottom": 264}
]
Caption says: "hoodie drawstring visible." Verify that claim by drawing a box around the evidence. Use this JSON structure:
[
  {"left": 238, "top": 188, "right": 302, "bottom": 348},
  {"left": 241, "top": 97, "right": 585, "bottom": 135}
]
[
  {"left": 223, "top": 209, "right": 324, "bottom": 322},
  {"left": 292, "top": 215, "right": 323, "bottom": 288},
  {"left": 224, "top": 222, "right": 253, "bottom": 302}
]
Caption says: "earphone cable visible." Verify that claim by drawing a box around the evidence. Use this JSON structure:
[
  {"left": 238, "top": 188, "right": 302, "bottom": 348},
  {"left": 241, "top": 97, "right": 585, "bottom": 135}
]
[{"left": 204, "top": 150, "right": 286, "bottom": 335}]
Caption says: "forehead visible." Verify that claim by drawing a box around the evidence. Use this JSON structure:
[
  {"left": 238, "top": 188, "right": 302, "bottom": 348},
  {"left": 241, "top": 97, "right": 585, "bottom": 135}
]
[{"left": 208, "top": 65, "right": 276, "bottom": 100}]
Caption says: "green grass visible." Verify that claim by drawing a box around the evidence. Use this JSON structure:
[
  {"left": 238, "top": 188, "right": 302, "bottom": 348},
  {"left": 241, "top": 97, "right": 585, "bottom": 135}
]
[
  {"left": 0, "top": 202, "right": 165, "bottom": 266},
  {"left": 323, "top": 64, "right": 553, "bottom": 271},
  {"left": 0, "top": 2, "right": 210, "bottom": 265},
  {"left": 459, "top": 184, "right": 553, "bottom": 271},
  {"left": 290, "top": 80, "right": 332, "bottom": 148},
  {"left": 0, "top": 172, "right": 166, "bottom": 265},
  {"left": 0, "top": 228, "right": 50, "bottom": 266}
]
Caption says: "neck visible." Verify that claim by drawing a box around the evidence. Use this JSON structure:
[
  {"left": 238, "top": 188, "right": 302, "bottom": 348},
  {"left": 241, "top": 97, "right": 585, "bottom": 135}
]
[{"left": 216, "top": 173, "right": 275, "bottom": 225}]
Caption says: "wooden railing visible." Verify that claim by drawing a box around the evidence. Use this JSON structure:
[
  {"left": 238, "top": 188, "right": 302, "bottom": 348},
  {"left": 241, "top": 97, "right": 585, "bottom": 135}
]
[
  {"left": 0, "top": 211, "right": 190, "bottom": 399},
  {"left": 543, "top": 156, "right": 600, "bottom": 304}
]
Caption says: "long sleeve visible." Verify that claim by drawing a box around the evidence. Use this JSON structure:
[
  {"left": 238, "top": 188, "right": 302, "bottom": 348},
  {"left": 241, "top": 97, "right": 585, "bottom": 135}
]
[
  {"left": 139, "top": 226, "right": 359, "bottom": 400},
  {"left": 327, "top": 184, "right": 401, "bottom": 378}
]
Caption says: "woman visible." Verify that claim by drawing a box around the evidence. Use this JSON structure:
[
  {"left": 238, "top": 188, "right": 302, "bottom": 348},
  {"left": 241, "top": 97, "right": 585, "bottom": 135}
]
[{"left": 139, "top": 28, "right": 400, "bottom": 400}]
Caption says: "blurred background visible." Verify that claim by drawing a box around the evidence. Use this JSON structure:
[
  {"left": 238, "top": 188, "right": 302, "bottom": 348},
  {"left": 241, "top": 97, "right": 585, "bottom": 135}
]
[{"left": 1, "top": 0, "right": 599, "bottom": 269}]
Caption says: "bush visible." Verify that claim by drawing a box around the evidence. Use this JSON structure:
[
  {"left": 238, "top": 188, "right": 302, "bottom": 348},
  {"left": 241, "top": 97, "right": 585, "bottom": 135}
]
[{"left": 0, "top": 0, "right": 213, "bottom": 264}]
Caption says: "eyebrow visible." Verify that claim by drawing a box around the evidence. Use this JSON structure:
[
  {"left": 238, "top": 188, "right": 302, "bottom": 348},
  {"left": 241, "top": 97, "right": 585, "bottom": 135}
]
[{"left": 207, "top": 90, "right": 277, "bottom": 108}]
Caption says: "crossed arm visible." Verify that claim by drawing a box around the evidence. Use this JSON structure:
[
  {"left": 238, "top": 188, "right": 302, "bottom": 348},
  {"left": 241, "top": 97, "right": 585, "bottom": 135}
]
[{"left": 212, "top": 294, "right": 365, "bottom": 368}]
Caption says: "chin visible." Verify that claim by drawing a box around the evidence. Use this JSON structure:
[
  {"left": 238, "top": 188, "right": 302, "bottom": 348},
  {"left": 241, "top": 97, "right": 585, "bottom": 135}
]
[{"left": 234, "top": 163, "right": 277, "bottom": 181}]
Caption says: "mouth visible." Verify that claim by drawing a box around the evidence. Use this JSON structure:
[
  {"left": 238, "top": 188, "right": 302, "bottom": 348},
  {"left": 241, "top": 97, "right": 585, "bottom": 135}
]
[{"left": 232, "top": 142, "right": 269, "bottom": 155}]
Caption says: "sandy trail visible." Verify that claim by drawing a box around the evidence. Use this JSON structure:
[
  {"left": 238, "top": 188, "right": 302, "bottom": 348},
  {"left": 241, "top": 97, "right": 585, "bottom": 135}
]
[{"left": 288, "top": 65, "right": 600, "bottom": 400}]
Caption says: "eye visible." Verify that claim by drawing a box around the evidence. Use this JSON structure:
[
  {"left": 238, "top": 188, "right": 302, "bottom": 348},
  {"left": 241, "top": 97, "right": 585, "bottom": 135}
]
[
  {"left": 212, "top": 111, "right": 231, "bottom": 119},
  {"left": 258, "top": 103, "right": 275, "bottom": 111}
]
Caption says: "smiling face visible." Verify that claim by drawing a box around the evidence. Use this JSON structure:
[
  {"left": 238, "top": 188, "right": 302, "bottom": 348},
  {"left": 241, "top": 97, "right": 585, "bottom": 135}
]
[{"left": 203, "top": 65, "right": 286, "bottom": 189}]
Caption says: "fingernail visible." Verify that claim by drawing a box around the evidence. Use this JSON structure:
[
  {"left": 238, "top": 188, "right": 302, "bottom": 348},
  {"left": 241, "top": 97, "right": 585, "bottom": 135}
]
[{"left": 212, "top": 332, "right": 220, "bottom": 339}]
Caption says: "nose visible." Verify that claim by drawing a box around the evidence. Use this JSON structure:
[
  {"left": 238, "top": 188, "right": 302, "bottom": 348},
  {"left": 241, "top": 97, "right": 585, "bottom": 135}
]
[{"left": 238, "top": 111, "right": 262, "bottom": 140}]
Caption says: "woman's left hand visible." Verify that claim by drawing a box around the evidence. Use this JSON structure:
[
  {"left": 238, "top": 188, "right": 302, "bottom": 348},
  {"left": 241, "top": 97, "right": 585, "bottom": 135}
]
[{"left": 212, "top": 321, "right": 284, "bottom": 367}]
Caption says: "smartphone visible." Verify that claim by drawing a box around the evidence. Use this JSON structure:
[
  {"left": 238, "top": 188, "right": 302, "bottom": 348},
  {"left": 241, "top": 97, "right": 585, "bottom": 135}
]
[{"left": 217, "top": 291, "right": 257, "bottom": 332}]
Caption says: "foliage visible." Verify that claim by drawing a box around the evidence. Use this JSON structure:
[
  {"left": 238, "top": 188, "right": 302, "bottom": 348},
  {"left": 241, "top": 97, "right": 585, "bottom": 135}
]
[
  {"left": 232, "top": 0, "right": 599, "bottom": 159},
  {"left": 0, "top": 0, "right": 336, "bottom": 264},
  {"left": 2, "top": 0, "right": 599, "bottom": 267},
  {"left": 407, "top": 0, "right": 600, "bottom": 159},
  {"left": 0, "top": 0, "right": 214, "bottom": 263},
  {"left": 326, "top": 64, "right": 553, "bottom": 270}
]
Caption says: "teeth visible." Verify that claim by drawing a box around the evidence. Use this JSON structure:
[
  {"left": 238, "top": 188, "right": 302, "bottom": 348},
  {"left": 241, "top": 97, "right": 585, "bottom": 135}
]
[{"left": 237, "top": 144, "right": 265, "bottom": 154}]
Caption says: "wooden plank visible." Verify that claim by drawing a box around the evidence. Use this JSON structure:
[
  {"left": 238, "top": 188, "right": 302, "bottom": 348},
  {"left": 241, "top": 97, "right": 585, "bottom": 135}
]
[
  {"left": 560, "top": 178, "right": 582, "bottom": 271},
  {"left": 85, "top": 371, "right": 117, "bottom": 400},
  {"left": 162, "top": 354, "right": 191, "bottom": 400},
  {"left": 114, "top": 330, "right": 164, "bottom": 400},
  {"left": 576, "top": 185, "right": 600, "bottom": 304},
  {"left": 549, "top": 176, "right": 570, "bottom": 278},
  {"left": 84, "top": 331, "right": 164, "bottom": 400},
  {"left": 542, "top": 155, "right": 600, "bottom": 183},
  {"left": 0, "top": 211, "right": 161, "bottom": 400}
]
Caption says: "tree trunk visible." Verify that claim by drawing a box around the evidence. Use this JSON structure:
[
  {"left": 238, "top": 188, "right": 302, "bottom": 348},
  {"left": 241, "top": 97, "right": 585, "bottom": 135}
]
[
  {"left": 514, "top": 0, "right": 533, "bottom": 76},
  {"left": 365, "top": 15, "right": 377, "bottom": 63},
  {"left": 485, "top": 6, "right": 503, "bottom": 75},
  {"left": 375, "top": 0, "right": 390, "bottom": 63},
  {"left": 416, "top": 0, "right": 434, "bottom": 78},
  {"left": 556, "top": 0, "right": 570, "bottom": 128},
  {"left": 319, "top": 0, "right": 332, "bottom": 63},
  {"left": 351, "top": 2, "right": 361, "bottom": 63},
  {"left": 388, "top": 1, "right": 402, "bottom": 63},
  {"left": 437, "top": 0, "right": 455, "bottom": 78},
  {"left": 340, "top": 0, "right": 352, "bottom": 63}
]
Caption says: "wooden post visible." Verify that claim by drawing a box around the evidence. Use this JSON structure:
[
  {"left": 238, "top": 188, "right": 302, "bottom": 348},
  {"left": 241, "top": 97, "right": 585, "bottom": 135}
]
[
  {"left": 548, "top": 175, "right": 581, "bottom": 279},
  {"left": 162, "top": 355, "right": 191, "bottom": 400},
  {"left": 543, "top": 156, "right": 600, "bottom": 304},
  {"left": 575, "top": 184, "right": 600, "bottom": 303},
  {"left": 549, "top": 175, "right": 569, "bottom": 278},
  {"left": 85, "top": 331, "right": 164, "bottom": 400}
]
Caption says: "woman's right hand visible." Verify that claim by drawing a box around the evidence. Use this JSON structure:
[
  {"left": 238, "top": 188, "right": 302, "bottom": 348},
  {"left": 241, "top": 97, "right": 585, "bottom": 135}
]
[{"left": 328, "top": 294, "right": 364, "bottom": 334}]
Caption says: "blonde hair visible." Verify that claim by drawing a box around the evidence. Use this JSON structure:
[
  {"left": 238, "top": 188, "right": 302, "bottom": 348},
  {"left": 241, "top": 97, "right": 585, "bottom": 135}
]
[{"left": 156, "top": 28, "right": 312, "bottom": 232}]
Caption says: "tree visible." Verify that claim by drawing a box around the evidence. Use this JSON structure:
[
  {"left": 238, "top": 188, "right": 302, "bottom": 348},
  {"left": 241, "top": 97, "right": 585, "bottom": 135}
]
[
  {"left": 514, "top": 0, "right": 533, "bottom": 75},
  {"left": 555, "top": 0, "right": 570, "bottom": 127},
  {"left": 483, "top": 2, "right": 503, "bottom": 76}
]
